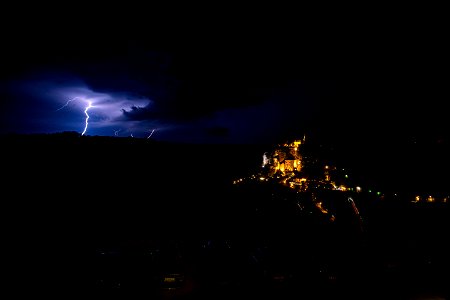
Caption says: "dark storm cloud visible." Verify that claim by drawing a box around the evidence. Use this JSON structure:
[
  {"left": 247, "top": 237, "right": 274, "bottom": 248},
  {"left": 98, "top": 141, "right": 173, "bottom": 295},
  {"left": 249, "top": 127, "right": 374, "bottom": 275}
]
[
  {"left": 206, "top": 126, "right": 229, "bottom": 138},
  {"left": 52, "top": 47, "right": 274, "bottom": 124},
  {"left": 0, "top": 30, "right": 327, "bottom": 142},
  {"left": 72, "top": 42, "right": 320, "bottom": 124}
]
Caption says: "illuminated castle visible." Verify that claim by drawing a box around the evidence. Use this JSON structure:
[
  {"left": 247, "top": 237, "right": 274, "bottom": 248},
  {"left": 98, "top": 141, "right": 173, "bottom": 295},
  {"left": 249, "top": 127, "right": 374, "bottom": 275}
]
[
  {"left": 259, "top": 134, "right": 340, "bottom": 191},
  {"left": 263, "top": 135, "right": 305, "bottom": 176}
]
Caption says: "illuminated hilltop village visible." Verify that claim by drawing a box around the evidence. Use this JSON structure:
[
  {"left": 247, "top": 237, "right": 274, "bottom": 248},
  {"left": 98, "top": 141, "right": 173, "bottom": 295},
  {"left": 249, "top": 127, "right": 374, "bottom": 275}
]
[
  {"left": 233, "top": 135, "right": 364, "bottom": 230},
  {"left": 263, "top": 137, "right": 304, "bottom": 174},
  {"left": 234, "top": 135, "right": 448, "bottom": 204},
  {"left": 257, "top": 135, "right": 350, "bottom": 192}
]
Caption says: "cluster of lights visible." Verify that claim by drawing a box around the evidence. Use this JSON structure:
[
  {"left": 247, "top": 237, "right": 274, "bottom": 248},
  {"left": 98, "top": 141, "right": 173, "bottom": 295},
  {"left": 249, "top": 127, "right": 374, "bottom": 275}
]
[
  {"left": 412, "top": 195, "right": 448, "bottom": 203},
  {"left": 240, "top": 137, "right": 447, "bottom": 206},
  {"left": 233, "top": 174, "right": 259, "bottom": 185}
]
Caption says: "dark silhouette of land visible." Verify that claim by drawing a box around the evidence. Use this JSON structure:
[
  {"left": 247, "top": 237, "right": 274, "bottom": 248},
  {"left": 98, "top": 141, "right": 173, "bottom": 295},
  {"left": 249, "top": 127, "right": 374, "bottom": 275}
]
[{"left": 3, "top": 132, "right": 448, "bottom": 299}]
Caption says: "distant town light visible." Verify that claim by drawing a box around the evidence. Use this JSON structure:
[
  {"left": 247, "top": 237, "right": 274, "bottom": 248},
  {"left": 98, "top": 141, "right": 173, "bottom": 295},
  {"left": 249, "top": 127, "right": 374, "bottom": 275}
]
[
  {"left": 338, "top": 185, "right": 347, "bottom": 191},
  {"left": 356, "top": 186, "right": 362, "bottom": 192}
]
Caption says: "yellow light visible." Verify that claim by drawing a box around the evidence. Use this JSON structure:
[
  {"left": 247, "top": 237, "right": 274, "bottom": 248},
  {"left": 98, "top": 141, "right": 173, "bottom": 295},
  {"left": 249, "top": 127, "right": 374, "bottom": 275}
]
[
  {"left": 337, "top": 185, "right": 347, "bottom": 191},
  {"left": 315, "top": 201, "right": 328, "bottom": 214},
  {"left": 259, "top": 177, "right": 265, "bottom": 181}
]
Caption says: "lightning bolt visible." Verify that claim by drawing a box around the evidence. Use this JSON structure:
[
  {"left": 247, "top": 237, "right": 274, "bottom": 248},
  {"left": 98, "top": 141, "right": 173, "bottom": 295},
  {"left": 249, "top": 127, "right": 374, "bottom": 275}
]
[
  {"left": 81, "top": 101, "right": 93, "bottom": 136},
  {"left": 147, "top": 129, "right": 156, "bottom": 139},
  {"left": 113, "top": 129, "right": 121, "bottom": 136},
  {"left": 56, "top": 97, "right": 80, "bottom": 111},
  {"left": 56, "top": 97, "right": 94, "bottom": 135}
]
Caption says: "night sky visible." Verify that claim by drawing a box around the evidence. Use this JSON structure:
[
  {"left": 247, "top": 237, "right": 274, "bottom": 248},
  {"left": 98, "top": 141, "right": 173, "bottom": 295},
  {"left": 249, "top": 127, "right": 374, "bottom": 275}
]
[
  {"left": 2, "top": 10, "right": 449, "bottom": 298},
  {"left": 1, "top": 11, "right": 447, "bottom": 145}
]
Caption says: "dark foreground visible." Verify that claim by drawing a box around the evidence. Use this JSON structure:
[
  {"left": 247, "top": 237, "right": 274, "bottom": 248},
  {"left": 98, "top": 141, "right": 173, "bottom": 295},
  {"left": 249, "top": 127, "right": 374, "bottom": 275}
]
[{"left": 3, "top": 135, "right": 449, "bottom": 299}]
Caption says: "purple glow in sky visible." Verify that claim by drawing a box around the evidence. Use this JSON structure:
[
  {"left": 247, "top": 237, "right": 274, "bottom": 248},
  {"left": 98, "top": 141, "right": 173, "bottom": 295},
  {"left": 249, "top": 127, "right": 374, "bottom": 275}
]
[
  {"left": 5, "top": 75, "right": 168, "bottom": 138},
  {"left": 1, "top": 60, "right": 332, "bottom": 144},
  {"left": 1, "top": 72, "right": 320, "bottom": 143},
  {"left": 2, "top": 23, "right": 448, "bottom": 146},
  {"left": 52, "top": 85, "right": 152, "bottom": 135}
]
